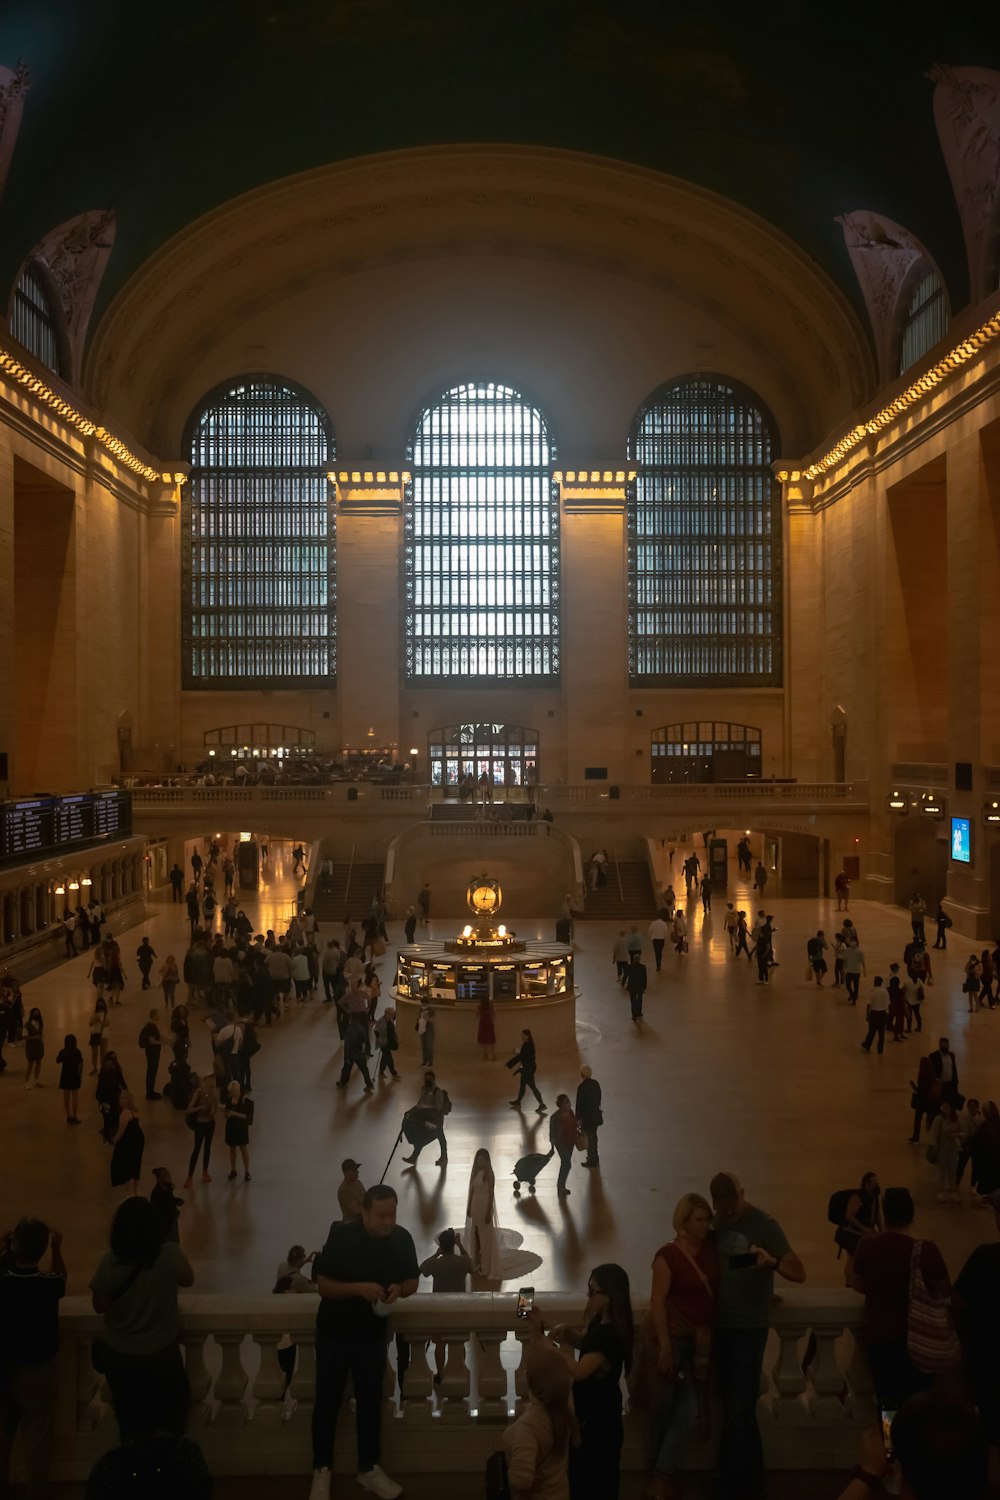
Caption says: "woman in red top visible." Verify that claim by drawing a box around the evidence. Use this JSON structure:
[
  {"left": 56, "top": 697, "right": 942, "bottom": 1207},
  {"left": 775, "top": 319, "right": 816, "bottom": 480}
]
[{"left": 646, "top": 1193, "right": 719, "bottom": 1500}]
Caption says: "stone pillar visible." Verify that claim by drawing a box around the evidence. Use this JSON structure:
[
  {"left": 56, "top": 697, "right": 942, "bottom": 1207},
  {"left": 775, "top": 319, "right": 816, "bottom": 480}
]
[{"left": 335, "top": 474, "right": 402, "bottom": 756}]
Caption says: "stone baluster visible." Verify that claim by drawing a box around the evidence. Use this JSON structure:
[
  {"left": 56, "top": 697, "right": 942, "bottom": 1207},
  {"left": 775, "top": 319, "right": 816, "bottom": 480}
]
[
  {"left": 437, "top": 1333, "right": 471, "bottom": 1420},
  {"left": 768, "top": 1321, "right": 809, "bottom": 1419},
  {"left": 180, "top": 1331, "right": 213, "bottom": 1428},
  {"left": 807, "top": 1323, "right": 851, "bottom": 1420},
  {"left": 397, "top": 1327, "right": 435, "bottom": 1423},
  {"left": 285, "top": 1334, "right": 316, "bottom": 1432},
  {"left": 213, "top": 1332, "right": 249, "bottom": 1426},
  {"left": 475, "top": 1330, "right": 509, "bottom": 1421},
  {"left": 513, "top": 1334, "right": 530, "bottom": 1409},
  {"left": 250, "top": 1332, "right": 288, "bottom": 1428}
]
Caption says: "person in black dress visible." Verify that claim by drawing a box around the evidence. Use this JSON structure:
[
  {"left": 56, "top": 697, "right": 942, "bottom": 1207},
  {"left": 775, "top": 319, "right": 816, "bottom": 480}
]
[
  {"left": 96, "top": 1052, "right": 127, "bottom": 1142},
  {"left": 224, "top": 1080, "right": 253, "bottom": 1182},
  {"left": 531, "top": 1261, "right": 633, "bottom": 1500},
  {"left": 110, "top": 1090, "right": 145, "bottom": 1195},
  {"left": 23, "top": 1006, "right": 45, "bottom": 1087},
  {"left": 57, "top": 1032, "right": 84, "bottom": 1123}
]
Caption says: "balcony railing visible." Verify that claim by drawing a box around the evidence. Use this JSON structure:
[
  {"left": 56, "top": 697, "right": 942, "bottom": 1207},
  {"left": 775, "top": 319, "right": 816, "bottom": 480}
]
[
  {"left": 538, "top": 782, "right": 867, "bottom": 806},
  {"left": 45, "top": 1290, "right": 871, "bottom": 1481}
]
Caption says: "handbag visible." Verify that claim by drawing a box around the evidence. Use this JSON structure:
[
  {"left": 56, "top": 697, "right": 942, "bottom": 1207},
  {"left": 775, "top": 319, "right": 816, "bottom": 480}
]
[
  {"left": 574, "top": 1127, "right": 588, "bottom": 1153},
  {"left": 906, "top": 1239, "right": 961, "bottom": 1374}
]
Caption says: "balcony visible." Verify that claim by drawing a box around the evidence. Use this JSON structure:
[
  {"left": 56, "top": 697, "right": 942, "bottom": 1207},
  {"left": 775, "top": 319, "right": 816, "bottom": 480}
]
[{"left": 44, "top": 1290, "right": 869, "bottom": 1483}]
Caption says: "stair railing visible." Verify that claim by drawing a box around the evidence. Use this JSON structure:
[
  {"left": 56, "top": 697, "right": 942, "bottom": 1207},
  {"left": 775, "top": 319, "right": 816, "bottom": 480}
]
[
  {"left": 611, "top": 844, "right": 624, "bottom": 903},
  {"left": 343, "top": 842, "right": 356, "bottom": 909}
]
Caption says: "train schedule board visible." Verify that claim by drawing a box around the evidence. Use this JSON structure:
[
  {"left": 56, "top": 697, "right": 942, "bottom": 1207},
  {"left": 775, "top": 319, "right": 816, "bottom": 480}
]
[{"left": 2, "top": 799, "right": 55, "bottom": 860}]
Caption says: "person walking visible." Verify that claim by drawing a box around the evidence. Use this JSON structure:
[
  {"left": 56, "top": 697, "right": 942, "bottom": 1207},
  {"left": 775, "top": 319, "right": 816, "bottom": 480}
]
[
  {"left": 834, "top": 870, "right": 850, "bottom": 909},
  {"left": 95, "top": 1052, "right": 127, "bottom": 1142},
  {"left": 110, "top": 1091, "right": 145, "bottom": 1196},
  {"left": 842, "top": 939, "right": 866, "bottom": 1005},
  {"left": 136, "top": 939, "right": 156, "bottom": 992},
  {"left": 646, "top": 1192, "right": 719, "bottom": 1500},
  {"left": 417, "top": 883, "right": 431, "bottom": 927},
  {"left": 224, "top": 1080, "right": 253, "bottom": 1182},
  {"left": 23, "top": 1007, "right": 44, "bottom": 1089},
  {"left": 932, "top": 904, "right": 951, "bottom": 949},
  {"left": 336, "top": 1017, "right": 374, "bottom": 1095},
  {"left": 477, "top": 997, "right": 496, "bottom": 1060},
  {"left": 908, "top": 893, "right": 927, "bottom": 944},
  {"left": 550, "top": 1095, "right": 578, "bottom": 1198},
  {"left": 182, "top": 1074, "right": 218, "bottom": 1188},
  {"left": 338, "top": 1160, "right": 366, "bottom": 1223},
  {"left": 509, "top": 1029, "right": 546, "bottom": 1112},
  {"left": 626, "top": 955, "right": 647, "bottom": 1021},
  {"left": 612, "top": 930, "right": 630, "bottom": 986},
  {"left": 753, "top": 862, "right": 767, "bottom": 895},
  {"left": 861, "top": 977, "right": 889, "bottom": 1054},
  {"left": 709, "top": 1172, "right": 805, "bottom": 1500},
  {"left": 575, "top": 1066, "right": 603, "bottom": 1169},
  {"left": 416, "top": 1002, "right": 435, "bottom": 1067},
  {"left": 88, "top": 997, "right": 109, "bottom": 1074},
  {"left": 700, "top": 875, "right": 713, "bottom": 913},
  {"left": 169, "top": 863, "right": 184, "bottom": 902},
  {"left": 158, "top": 954, "right": 179, "bottom": 1010},
  {"left": 887, "top": 973, "right": 908, "bottom": 1043},
  {"left": 139, "top": 1009, "right": 163, "bottom": 1100},
  {"left": 671, "top": 909, "right": 687, "bottom": 958},
  {"left": 402, "top": 1070, "right": 449, "bottom": 1166},
  {"left": 309, "top": 1185, "right": 419, "bottom": 1500},
  {"left": 733, "top": 910, "right": 750, "bottom": 960},
  {"left": 648, "top": 913, "right": 669, "bottom": 973},
  {"left": 374, "top": 1007, "right": 400, "bottom": 1081},
  {"left": 89, "top": 1197, "right": 194, "bottom": 1442},
  {"left": 964, "top": 953, "right": 983, "bottom": 1012},
  {"left": 57, "top": 1033, "right": 84, "bottom": 1124},
  {"left": 806, "top": 931, "right": 828, "bottom": 987},
  {"left": 930, "top": 1100, "right": 961, "bottom": 1202},
  {"left": 403, "top": 907, "right": 418, "bottom": 944}
]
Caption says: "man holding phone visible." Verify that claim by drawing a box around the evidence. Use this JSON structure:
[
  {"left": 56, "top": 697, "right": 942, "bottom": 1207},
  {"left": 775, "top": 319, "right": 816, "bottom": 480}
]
[{"left": 710, "top": 1171, "right": 806, "bottom": 1500}]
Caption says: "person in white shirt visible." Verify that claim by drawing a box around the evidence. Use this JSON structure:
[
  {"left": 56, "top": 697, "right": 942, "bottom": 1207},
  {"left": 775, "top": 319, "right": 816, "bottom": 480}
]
[
  {"left": 861, "top": 977, "right": 888, "bottom": 1054},
  {"left": 647, "top": 914, "right": 670, "bottom": 972}
]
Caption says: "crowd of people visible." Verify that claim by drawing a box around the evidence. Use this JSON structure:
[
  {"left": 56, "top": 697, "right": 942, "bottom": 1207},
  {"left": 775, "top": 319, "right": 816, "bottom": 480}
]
[{"left": 2, "top": 841, "right": 1000, "bottom": 1499}]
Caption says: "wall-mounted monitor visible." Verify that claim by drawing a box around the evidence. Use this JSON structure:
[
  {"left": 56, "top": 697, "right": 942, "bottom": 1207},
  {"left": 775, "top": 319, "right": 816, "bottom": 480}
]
[{"left": 951, "top": 816, "right": 971, "bottom": 864}]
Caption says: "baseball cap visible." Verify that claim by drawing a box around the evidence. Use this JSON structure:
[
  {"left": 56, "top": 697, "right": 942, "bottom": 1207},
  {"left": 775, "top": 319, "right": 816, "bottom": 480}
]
[
  {"left": 341, "top": 1158, "right": 361, "bottom": 1172},
  {"left": 709, "top": 1171, "right": 743, "bottom": 1202}
]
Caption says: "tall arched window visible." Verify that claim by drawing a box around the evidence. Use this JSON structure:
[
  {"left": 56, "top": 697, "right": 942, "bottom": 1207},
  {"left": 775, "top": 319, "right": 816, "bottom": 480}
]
[
  {"left": 9, "top": 263, "right": 64, "bottom": 375},
  {"left": 404, "top": 381, "right": 559, "bottom": 681},
  {"left": 183, "top": 376, "right": 335, "bottom": 686},
  {"left": 627, "top": 375, "right": 781, "bottom": 686},
  {"left": 898, "top": 269, "right": 949, "bottom": 374}
]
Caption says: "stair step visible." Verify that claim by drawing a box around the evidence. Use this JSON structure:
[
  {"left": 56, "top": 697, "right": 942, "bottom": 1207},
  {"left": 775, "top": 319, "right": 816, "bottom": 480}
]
[{"left": 578, "top": 862, "right": 657, "bottom": 919}]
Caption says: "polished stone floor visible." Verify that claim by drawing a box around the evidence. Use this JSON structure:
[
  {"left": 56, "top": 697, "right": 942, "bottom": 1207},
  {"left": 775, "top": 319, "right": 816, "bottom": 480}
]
[{"left": 3, "top": 845, "right": 998, "bottom": 1302}]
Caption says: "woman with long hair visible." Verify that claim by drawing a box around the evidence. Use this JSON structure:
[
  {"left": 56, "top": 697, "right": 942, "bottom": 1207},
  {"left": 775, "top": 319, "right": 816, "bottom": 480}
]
[
  {"left": 465, "top": 1147, "right": 503, "bottom": 1278},
  {"left": 23, "top": 1007, "right": 44, "bottom": 1088},
  {"left": 646, "top": 1193, "right": 720, "bottom": 1500},
  {"left": 964, "top": 953, "right": 983, "bottom": 1013},
  {"left": 57, "top": 1032, "right": 84, "bottom": 1123},
  {"left": 88, "top": 996, "right": 109, "bottom": 1074},
  {"left": 89, "top": 1197, "right": 194, "bottom": 1441},
  {"left": 545, "top": 1263, "right": 634, "bottom": 1500},
  {"left": 95, "top": 1051, "right": 127, "bottom": 1142},
  {"left": 509, "top": 1029, "right": 546, "bottom": 1112},
  {"left": 159, "top": 954, "right": 179, "bottom": 1009},
  {"left": 110, "top": 1089, "right": 145, "bottom": 1196},
  {"left": 182, "top": 1073, "right": 218, "bottom": 1189},
  {"left": 224, "top": 1079, "right": 253, "bottom": 1182},
  {"left": 502, "top": 1344, "right": 573, "bottom": 1500}
]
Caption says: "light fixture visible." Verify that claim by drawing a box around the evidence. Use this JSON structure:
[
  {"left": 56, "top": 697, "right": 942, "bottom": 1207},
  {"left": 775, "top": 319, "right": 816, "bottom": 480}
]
[
  {"left": 921, "top": 793, "right": 943, "bottom": 818},
  {"left": 231, "top": 749, "right": 237, "bottom": 757},
  {"left": 209, "top": 749, "right": 216, "bottom": 757},
  {"left": 409, "top": 747, "right": 419, "bottom": 756},
  {"left": 68, "top": 880, "right": 79, "bottom": 890},
  {"left": 81, "top": 876, "right": 92, "bottom": 886},
  {"left": 54, "top": 884, "right": 65, "bottom": 895},
  {"left": 498, "top": 924, "right": 507, "bottom": 937},
  {"left": 462, "top": 925, "right": 473, "bottom": 938},
  {"left": 887, "top": 791, "right": 907, "bottom": 812},
  {"left": 984, "top": 801, "right": 1000, "bottom": 827}
]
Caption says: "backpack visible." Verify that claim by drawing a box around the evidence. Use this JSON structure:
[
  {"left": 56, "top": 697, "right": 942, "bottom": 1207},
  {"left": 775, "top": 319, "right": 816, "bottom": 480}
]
[
  {"left": 827, "top": 1188, "right": 854, "bottom": 1225},
  {"left": 440, "top": 1089, "right": 452, "bottom": 1115}
]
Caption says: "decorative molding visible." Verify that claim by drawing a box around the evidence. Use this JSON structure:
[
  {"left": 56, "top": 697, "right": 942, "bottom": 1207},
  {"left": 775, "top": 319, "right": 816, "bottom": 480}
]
[
  {"left": 31, "top": 209, "right": 116, "bottom": 383},
  {"left": 0, "top": 60, "right": 29, "bottom": 203},
  {"left": 333, "top": 470, "right": 406, "bottom": 514},
  {"left": 929, "top": 65, "right": 1000, "bottom": 300},
  {"left": 836, "top": 210, "right": 942, "bottom": 381}
]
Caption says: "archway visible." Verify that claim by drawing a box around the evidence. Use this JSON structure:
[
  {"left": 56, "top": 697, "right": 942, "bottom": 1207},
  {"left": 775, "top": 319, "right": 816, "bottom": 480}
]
[{"left": 428, "top": 724, "right": 538, "bottom": 797}]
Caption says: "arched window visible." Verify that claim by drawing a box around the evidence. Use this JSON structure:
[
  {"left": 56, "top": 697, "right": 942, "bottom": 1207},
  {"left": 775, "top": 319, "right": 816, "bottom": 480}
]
[
  {"left": 651, "top": 722, "right": 762, "bottom": 784},
  {"left": 183, "top": 376, "right": 335, "bottom": 686},
  {"left": 9, "top": 263, "right": 64, "bottom": 375},
  {"left": 428, "top": 722, "right": 539, "bottom": 793},
  {"left": 898, "top": 269, "right": 949, "bottom": 374},
  {"left": 404, "top": 381, "right": 558, "bottom": 681},
  {"left": 627, "top": 375, "right": 781, "bottom": 685}
]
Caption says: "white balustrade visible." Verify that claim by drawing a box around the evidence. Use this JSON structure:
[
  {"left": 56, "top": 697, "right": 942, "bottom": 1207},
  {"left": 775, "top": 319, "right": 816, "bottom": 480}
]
[{"left": 40, "top": 1290, "right": 868, "bottom": 1481}]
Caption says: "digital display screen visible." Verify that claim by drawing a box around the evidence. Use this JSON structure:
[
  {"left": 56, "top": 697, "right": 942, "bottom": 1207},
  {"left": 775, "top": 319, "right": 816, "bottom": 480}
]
[
  {"left": 0, "top": 791, "right": 132, "bottom": 869},
  {"left": 951, "top": 816, "right": 971, "bottom": 864}
]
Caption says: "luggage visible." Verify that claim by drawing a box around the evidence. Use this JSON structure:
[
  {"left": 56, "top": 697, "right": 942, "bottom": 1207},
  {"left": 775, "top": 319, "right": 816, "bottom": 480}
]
[{"left": 512, "top": 1147, "right": 555, "bottom": 1194}]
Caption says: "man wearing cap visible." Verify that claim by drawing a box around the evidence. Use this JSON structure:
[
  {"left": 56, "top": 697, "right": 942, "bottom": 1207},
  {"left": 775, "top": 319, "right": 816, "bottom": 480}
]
[
  {"left": 338, "top": 1160, "right": 366, "bottom": 1223},
  {"left": 710, "top": 1171, "right": 805, "bottom": 1500}
]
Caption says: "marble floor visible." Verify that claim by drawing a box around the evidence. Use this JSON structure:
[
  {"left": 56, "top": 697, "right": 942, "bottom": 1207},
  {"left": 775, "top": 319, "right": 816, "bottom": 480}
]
[{"left": 3, "top": 845, "right": 998, "bottom": 1304}]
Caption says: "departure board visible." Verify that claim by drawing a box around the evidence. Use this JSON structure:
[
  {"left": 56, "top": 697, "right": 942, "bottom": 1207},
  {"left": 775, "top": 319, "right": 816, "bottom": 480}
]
[{"left": 0, "top": 791, "right": 132, "bottom": 868}]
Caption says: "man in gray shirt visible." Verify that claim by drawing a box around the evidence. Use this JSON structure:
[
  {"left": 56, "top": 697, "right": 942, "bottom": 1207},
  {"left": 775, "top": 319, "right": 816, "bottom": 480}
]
[{"left": 419, "top": 1229, "right": 474, "bottom": 1385}]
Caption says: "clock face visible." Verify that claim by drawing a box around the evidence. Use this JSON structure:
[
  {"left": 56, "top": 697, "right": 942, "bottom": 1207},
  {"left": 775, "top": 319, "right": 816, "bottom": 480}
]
[{"left": 468, "top": 877, "right": 502, "bottom": 915}]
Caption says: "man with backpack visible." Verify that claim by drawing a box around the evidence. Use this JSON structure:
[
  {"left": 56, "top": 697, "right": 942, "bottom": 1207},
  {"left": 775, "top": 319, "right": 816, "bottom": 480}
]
[{"left": 401, "top": 1071, "right": 450, "bottom": 1166}]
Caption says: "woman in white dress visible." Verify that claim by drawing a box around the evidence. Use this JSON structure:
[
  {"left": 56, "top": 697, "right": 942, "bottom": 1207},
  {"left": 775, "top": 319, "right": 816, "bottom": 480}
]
[{"left": 465, "top": 1149, "right": 505, "bottom": 1279}]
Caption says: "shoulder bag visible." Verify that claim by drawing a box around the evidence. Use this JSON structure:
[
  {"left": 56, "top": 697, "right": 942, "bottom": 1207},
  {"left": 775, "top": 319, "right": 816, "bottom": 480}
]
[{"left": 906, "top": 1239, "right": 960, "bottom": 1374}]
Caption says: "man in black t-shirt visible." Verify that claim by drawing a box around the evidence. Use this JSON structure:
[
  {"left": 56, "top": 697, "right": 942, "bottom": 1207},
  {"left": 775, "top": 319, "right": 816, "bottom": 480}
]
[
  {"left": 309, "top": 1185, "right": 419, "bottom": 1500},
  {"left": 0, "top": 1216, "right": 67, "bottom": 1499}
]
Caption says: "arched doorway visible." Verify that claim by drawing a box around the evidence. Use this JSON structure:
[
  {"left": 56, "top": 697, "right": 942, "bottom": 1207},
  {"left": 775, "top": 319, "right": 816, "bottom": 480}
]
[
  {"left": 651, "top": 723, "right": 762, "bottom": 784},
  {"left": 428, "top": 724, "right": 538, "bottom": 796}
]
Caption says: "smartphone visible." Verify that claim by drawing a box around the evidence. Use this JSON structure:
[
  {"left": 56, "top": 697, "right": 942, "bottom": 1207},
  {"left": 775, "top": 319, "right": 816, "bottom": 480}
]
[
  {"left": 881, "top": 1405, "right": 896, "bottom": 1461},
  {"left": 728, "top": 1253, "right": 758, "bottom": 1269},
  {"left": 516, "top": 1286, "right": 535, "bottom": 1319}
]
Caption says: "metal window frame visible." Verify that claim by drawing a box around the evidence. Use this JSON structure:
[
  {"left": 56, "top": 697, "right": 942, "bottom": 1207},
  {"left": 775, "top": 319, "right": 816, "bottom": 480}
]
[
  {"left": 626, "top": 374, "right": 782, "bottom": 688},
  {"left": 9, "top": 261, "right": 67, "bottom": 377},
  {"left": 181, "top": 374, "right": 336, "bottom": 689},
  {"left": 403, "top": 381, "right": 560, "bottom": 685}
]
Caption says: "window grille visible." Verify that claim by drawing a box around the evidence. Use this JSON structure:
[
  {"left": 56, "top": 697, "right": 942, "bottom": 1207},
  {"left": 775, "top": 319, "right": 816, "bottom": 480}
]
[
  {"left": 898, "top": 270, "right": 948, "bottom": 374},
  {"left": 182, "top": 377, "right": 335, "bottom": 686},
  {"left": 651, "top": 722, "right": 762, "bottom": 783},
  {"left": 428, "top": 722, "right": 539, "bottom": 790},
  {"left": 10, "top": 264, "right": 62, "bottom": 375},
  {"left": 404, "top": 382, "right": 559, "bottom": 682},
  {"left": 627, "top": 376, "right": 781, "bottom": 686}
]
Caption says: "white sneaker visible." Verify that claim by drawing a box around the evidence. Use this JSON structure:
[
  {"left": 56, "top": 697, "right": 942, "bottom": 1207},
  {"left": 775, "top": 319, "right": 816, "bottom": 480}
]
[
  {"left": 308, "top": 1467, "right": 331, "bottom": 1500},
  {"left": 357, "top": 1465, "right": 402, "bottom": 1498}
]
